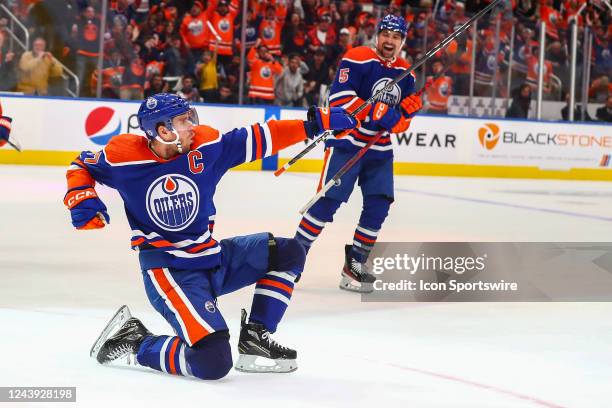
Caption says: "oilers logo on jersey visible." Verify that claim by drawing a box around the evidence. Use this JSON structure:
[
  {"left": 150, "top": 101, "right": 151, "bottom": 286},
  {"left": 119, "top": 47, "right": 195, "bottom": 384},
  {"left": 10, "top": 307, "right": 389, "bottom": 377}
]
[
  {"left": 439, "top": 82, "right": 450, "bottom": 96},
  {"left": 146, "top": 174, "right": 200, "bottom": 231},
  {"left": 189, "top": 20, "right": 204, "bottom": 36},
  {"left": 263, "top": 26, "right": 275, "bottom": 40},
  {"left": 371, "top": 78, "right": 402, "bottom": 106},
  {"left": 260, "top": 66, "right": 272, "bottom": 79},
  {"left": 219, "top": 18, "right": 231, "bottom": 33}
]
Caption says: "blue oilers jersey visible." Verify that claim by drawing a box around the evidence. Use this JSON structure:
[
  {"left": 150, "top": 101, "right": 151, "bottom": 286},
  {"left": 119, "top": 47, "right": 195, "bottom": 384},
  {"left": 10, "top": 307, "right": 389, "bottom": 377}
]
[
  {"left": 327, "top": 46, "right": 416, "bottom": 158},
  {"left": 67, "top": 120, "right": 308, "bottom": 271}
]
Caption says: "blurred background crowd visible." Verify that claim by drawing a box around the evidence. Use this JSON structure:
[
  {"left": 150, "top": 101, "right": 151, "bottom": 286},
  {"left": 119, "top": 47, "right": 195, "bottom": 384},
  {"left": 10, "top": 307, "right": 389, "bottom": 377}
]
[{"left": 0, "top": 0, "right": 610, "bottom": 121}]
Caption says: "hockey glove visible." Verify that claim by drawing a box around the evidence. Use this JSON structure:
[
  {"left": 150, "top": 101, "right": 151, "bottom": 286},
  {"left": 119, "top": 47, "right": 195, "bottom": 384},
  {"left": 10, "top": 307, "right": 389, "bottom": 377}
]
[
  {"left": 0, "top": 116, "right": 12, "bottom": 146},
  {"left": 304, "top": 106, "right": 360, "bottom": 139},
  {"left": 64, "top": 187, "right": 110, "bottom": 230},
  {"left": 400, "top": 94, "right": 423, "bottom": 118},
  {"left": 369, "top": 102, "right": 411, "bottom": 134}
]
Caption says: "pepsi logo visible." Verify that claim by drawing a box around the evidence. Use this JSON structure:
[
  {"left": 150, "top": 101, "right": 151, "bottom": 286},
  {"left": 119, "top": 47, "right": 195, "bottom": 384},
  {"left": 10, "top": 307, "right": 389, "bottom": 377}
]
[
  {"left": 85, "top": 107, "right": 122, "bottom": 145},
  {"left": 146, "top": 174, "right": 200, "bottom": 231}
]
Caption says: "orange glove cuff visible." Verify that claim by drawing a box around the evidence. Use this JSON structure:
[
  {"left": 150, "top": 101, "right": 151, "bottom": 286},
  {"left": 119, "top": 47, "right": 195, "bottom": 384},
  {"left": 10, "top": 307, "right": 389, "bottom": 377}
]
[
  {"left": 64, "top": 187, "right": 98, "bottom": 209},
  {"left": 77, "top": 215, "right": 106, "bottom": 230}
]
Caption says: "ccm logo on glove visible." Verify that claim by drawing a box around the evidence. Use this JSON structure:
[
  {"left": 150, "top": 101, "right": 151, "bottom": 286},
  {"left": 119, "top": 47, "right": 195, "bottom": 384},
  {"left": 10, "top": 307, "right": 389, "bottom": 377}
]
[
  {"left": 64, "top": 188, "right": 99, "bottom": 209},
  {"left": 372, "top": 103, "right": 389, "bottom": 121}
]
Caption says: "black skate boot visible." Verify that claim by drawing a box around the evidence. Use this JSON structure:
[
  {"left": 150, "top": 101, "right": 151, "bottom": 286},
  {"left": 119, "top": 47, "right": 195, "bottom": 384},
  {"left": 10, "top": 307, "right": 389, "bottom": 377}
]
[
  {"left": 235, "top": 309, "right": 297, "bottom": 373},
  {"left": 90, "top": 305, "right": 152, "bottom": 366},
  {"left": 340, "top": 244, "right": 376, "bottom": 293}
]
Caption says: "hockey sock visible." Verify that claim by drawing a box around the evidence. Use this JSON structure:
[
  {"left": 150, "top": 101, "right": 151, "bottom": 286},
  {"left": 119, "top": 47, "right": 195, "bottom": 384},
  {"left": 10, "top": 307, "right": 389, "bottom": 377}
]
[
  {"left": 249, "top": 238, "right": 303, "bottom": 332},
  {"left": 351, "top": 224, "right": 380, "bottom": 263},
  {"left": 137, "top": 335, "right": 191, "bottom": 376},
  {"left": 294, "top": 213, "right": 326, "bottom": 251},
  {"left": 137, "top": 334, "right": 232, "bottom": 380},
  {"left": 294, "top": 197, "right": 342, "bottom": 249},
  {"left": 249, "top": 271, "right": 296, "bottom": 333},
  {"left": 351, "top": 195, "right": 391, "bottom": 263}
]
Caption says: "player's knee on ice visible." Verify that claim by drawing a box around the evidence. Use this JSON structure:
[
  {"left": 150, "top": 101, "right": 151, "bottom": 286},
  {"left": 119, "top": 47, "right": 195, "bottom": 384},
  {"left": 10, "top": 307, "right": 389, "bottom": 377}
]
[
  {"left": 359, "top": 195, "right": 393, "bottom": 231},
  {"left": 273, "top": 237, "right": 306, "bottom": 275},
  {"left": 188, "top": 332, "right": 232, "bottom": 380}
]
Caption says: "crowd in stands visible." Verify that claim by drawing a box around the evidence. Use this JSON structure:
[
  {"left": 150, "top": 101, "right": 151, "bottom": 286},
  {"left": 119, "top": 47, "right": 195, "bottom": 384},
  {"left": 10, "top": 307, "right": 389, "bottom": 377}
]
[{"left": 0, "top": 0, "right": 610, "bottom": 122}]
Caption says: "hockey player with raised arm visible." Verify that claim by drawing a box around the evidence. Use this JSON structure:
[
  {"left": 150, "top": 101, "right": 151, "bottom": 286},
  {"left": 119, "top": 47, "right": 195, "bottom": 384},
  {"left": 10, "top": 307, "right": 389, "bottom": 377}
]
[
  {"left": 64, "top": 93, "right": 357, "bottom": 379},
  {"left": 293, "top": 15, "right": 424, "bottom": 293}
]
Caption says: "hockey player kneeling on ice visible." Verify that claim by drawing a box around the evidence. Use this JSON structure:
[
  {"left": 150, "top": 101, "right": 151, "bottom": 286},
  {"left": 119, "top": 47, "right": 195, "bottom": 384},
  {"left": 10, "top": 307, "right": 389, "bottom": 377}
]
[
  {"left": 64, "top": 93, "right": 358, "bottom": 378},
  {"left": 293, "top": 15, "right": 423, "bottom": 293}
]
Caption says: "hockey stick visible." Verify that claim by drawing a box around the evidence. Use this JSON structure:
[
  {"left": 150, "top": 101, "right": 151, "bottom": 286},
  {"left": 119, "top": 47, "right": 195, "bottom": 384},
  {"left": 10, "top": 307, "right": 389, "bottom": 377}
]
[
  {"left": 5, "top": 138, "right": 21, "bottom": 152},
  {"left": 275, "top": 0, "right": 505, "bottom": 177},
  {"left": 297, "top": 82, "right": 431, "bottom": 215}
]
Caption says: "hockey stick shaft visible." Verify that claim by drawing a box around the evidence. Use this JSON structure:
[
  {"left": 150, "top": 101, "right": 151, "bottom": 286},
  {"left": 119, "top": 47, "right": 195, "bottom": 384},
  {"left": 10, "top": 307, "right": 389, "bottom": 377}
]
[
  {"left": 7, "top": 139, "right": 21, "bottom": 152},
  {"left": 276, "top": 0, "right": 504, "bottom": 177},
  {"left": 299, "top": 132, "right": 382, "bottom": 215},
  {"left": 274, "top": 130, "right": 329, "bottom": 176}
]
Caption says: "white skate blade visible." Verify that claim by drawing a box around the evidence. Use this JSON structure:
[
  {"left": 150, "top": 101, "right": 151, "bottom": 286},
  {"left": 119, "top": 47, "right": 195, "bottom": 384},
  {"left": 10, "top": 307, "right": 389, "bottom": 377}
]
[
  {"left": 90, "top": 305, "right": 132, "bottom": 361},
  {"left": 339, "top": 273, "right": 374, "bottom": 293},
  {"left": 234, "top": 354, "right": 297, "bottom": 373}
]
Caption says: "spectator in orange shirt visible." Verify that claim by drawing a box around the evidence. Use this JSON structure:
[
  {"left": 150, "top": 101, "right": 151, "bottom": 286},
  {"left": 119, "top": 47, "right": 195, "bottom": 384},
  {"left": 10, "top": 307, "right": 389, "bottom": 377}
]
[
  {"left": 426, "top": 60, "right": 453, "bottom": 114},
  {"left": 247, "top": 40, "right": 283, "bottom": 104},
  {"left": 206, "top": 0, "right": 239, "bottom": 67},
  {"left": 180, "top": 1, "right": 210, "bottom": 62},
  {"left": 259, "top": 3, "right": 286, "bottom": 57}
]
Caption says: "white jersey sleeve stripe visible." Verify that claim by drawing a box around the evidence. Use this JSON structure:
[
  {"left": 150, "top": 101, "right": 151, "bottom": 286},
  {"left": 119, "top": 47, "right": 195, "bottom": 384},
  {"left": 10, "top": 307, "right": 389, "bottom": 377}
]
[
  {"left": 261, "top": 123, "right": 273, "bottom": 158},
  {"left": 245, "top": 125, "right": 253, "bottom": 163},
  {"left": 329, "top": 90, "right": 358, "bottom": 101}
]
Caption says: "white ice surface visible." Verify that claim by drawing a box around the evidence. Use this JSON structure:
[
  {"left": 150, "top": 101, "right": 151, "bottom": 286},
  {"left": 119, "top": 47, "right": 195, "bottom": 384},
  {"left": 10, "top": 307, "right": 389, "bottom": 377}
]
[{"left": 1, "top": 165, "right": 612, "bottom": 408}]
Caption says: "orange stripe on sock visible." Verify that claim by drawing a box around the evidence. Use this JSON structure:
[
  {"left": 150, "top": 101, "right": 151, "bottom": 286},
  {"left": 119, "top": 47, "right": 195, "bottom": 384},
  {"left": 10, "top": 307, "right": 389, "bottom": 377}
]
[
  {"left": 168, "top": 337, "right": 179, "bottom": 375},
  {"left": 300, "top": 220, "right": 321, "bottom": 234},
  {"left": 354, "top": 232, "right": 376, "bottom": 244},
  {"left": 257, "top": 278, "right": 294, "bottom": 295}
]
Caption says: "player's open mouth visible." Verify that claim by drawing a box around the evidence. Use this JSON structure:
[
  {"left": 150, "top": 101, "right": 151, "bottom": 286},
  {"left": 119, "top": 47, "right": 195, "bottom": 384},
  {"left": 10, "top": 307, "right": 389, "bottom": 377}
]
[{"left": 383, "top": 44, "right": 394, "bottom": 52}]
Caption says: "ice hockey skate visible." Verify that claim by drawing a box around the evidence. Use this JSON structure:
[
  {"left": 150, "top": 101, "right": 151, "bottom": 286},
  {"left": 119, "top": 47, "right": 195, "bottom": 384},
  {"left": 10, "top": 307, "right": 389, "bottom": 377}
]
[
  {"left": 235, "top": 309, "right": 297, "bottom": 373},
  {"left": 339, "top": 244, "right": 376, "bottom": 293},
  {"left": 90, "top": 305, "right": 151, "bottom": 366}
]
